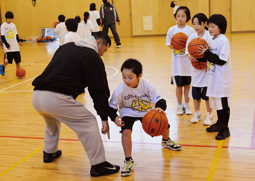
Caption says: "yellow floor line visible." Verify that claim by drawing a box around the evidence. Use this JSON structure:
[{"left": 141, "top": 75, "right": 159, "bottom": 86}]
[
  {"left": 207, "top": 40, "right": 253, "bottom": 181},
  {"left": 147, "top": 58, "right": 170, "bottom": 75},
  {"left": 0, "top": 128, "right": 70, "bottom": 177}
]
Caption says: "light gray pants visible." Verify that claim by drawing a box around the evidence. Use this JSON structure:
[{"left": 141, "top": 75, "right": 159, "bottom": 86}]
[{"left": 32, "top": 90, "right": 106, "bottom": 165}]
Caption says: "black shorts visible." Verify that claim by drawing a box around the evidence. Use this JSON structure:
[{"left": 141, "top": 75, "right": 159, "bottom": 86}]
[
  {"left": 171, "top": 76, "right": 191, "bottom": 87},
  {"left": 4, "top": 52, "right": 21, "bottom": 64},
  {"left": 120, "top": 116, "right": 170, "bottom": 133},
  {"left": 192, "top": 87, "right": 209, "bottom": 101}
]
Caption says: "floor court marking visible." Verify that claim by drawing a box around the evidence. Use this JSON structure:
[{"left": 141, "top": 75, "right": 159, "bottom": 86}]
[
  {"left": 207, "top": 40, "right": 254, "bottom": 181},
  {"left": 0, "top": 128, "right": 70, "bottom": 177}
]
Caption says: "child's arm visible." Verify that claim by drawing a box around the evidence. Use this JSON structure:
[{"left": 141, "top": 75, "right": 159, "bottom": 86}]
[
  {"left": 1, "top": 35, "right": 10, "bottom": 49},
  {"left": 16, "top": 34, "right": 23, "bottom": 46},
  {"left": 198, "top": 45, "right": 226, "bottom": 65},
  {"left": 109, "top": 107, "right": 124, "bottom": 127}
]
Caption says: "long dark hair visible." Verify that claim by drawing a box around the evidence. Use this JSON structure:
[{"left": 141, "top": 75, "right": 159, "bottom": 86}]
[{"left": 84, "top": 12, "right": 89, "bottom": 24}]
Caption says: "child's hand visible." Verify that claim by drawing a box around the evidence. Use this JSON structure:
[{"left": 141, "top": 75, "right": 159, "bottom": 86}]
[
  {"left": 19, "top": 42, "right": 23, "bottom": 46},
  {"left": 114, "top": 116, "right": 124, "bottom": 127},
  {"left": 197, "top": 44, "right": 208, "bottom": 56},
  {"left": 151, "top": 108, "right": 166, "bottom": 116},
  {"left": 188, "top": 54, "right": 198, "bottom": 62},
  {"left": 168, "top": 44, "right": 174, "bottom": 49}
]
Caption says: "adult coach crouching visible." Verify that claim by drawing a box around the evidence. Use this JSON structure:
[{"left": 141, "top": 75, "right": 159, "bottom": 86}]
[{"left": 31, "top": 31, "right": 120, "bottom": 177}]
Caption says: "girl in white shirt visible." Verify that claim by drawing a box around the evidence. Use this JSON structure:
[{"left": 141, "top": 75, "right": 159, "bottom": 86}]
[
  {"left": 80, "top": 12, "right": 94, "bottom": 39},
  {"left": 185, "top": 13, "right": 214, "bottom": 125},
  {"left": 197, "top": 14, "right": 232, "bottom": 140},
  {"left": 166, "top": 6, "right": 195, "bottom": 116},
  {"left": 64, "top": 18, "right": 80, "bottom": 44},
  {"left": 89, "top": 3, "right": 101, "bottom": 32}
]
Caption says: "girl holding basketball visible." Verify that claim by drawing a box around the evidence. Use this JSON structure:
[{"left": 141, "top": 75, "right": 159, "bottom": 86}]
[
  {"left": 197, "top": 14, "right": 232, "bottom": 140},
  {"left": 109, "top": 59, "right": 181, "bottom": 177},
  {"left": 166, "top": 6, "right": 195, "bottom": 116},
  {"left": 185, "top": 13, "right": 214, "bottom": 125}
]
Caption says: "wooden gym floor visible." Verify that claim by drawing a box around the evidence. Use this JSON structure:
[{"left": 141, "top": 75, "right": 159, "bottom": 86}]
[{"left": 0, "top": 33, "right": 255, "bottom": 181}]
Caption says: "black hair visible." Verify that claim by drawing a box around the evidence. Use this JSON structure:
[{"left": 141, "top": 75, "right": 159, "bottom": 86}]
[
  {"left": 84, "top": 12, "right": 90, "bottom": 24},
  {"left": 192, "top": 13, "right": 208, "bottom": 30},
  {"left": 90, "top": 3, "right": 96, "bottom": 11},
  {"left": 75, "top": 16, "right": 81, "bottom": 23},
  {"left": 92, "top": 31, "right": 111, "bottom": 47},
  {"left": 170, "top": 1, "right": 175, "bottom": 8},
  {"left": 121, "top": 59, "right": 143, "bottom": 78},
  {"left": 5, "top": 11, "right": 14, "bottom": 19},
  {"left": 103, "top": 0, "right": 108, "bottom": 4},
  {"left": 174, "top": 6, "right": 191, "bottom": 23},
  {"left": 65, "top": 18, "right": 78, "bottom": 32},
  {"left": 58, "top": 15, "right": 65, "bottom": 22},
  {"left": 208, "top": 14, "right": 227, "bottom": 34}
]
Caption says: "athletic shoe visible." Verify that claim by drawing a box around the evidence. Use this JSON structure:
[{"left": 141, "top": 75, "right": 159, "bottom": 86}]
[
  {"left": 215, "top": 126, "right": 230, "bottom": 140},
  {"left": 121, "top": 159, "right": 135, "bottom": 177},
  {"left": 43, "top": 150, "right": 62, "bottom": 163},
  {"left": 161, "top": 139, "right": 182, "bottom": 151},
  {"left": 184, "top": 104, "right": 193, "bottom": 115},
  {"left": 204, "top": 112, "right": 214, "bottom": 126},
  {"left": 90, "top": 161, "right": 120, "bottom": 177},
  {"left": 206, "top": 121, "right": 223, "bottom": 132},
  {"left": 176, "top": 104, "right": 184, "bottom": 115},
  {"left": 117, "top": 44, "right": 121, "bottom": 48},
  {"left": 0, "top": 65, "right": 5, "bottom": 76},
  {"left": 191, "top": 112, "right": 201, "bottom": 123}
]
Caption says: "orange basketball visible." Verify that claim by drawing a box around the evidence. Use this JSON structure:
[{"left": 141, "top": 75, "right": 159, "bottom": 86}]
[
  {"left": 188, "top": 38, "right": 208, "bottom": 58},
  {"left": 53, "top": 21, "right": 59, "bottom": 28},
  {"left": 142, "top": 110, "right": 168, "bottom": 137},
  {"left": 100, "top": 19, "right": 103, "bottom": 25},
  {"left": 191, "top": 61, "right": 207, "bottom": 70},
  {"left": 171, "top": 32, "right": 188, "bottom": 50},
  {"left": 16, "top": 67, "right": 26, "bottom": 78}
]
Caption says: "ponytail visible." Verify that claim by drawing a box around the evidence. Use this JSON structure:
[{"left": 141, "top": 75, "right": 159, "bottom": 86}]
[{"left": 84, "top": 12, "right": 90, "bottom": 24}]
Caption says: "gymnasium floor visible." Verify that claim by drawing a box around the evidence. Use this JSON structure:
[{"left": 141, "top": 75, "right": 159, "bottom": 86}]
[{"left": 0, "top": 33, "right": 255, "bottom": 181}]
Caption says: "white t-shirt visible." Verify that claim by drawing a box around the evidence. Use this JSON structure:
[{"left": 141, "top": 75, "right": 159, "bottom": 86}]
[
  {"left": 109, "top": 78, "right": 162, "bottom": 118},
  {"left": 1, "top": 22, "right": 19, "bottom": 52},
  {"left": 166, "top": 25, "right": 195, "bottom": 76},
  {"left": 76, "top": 23, "right": 86, "bottom": 39},
  {"left": 89, "top": 10, "right": 100, "bottom": 32},
  {"left": 54, "top": 22, "right": 68, "bottom": 46},
  {"left": 206, "top": 34, "right": 232, "bottom": 98},
  {"left": 185, "top": 30, "right": 212, "bottom": 87},
  {"left": 64, "top": 32, "right": 80, "bottom": 44},
  {"left": 80, "top": 20, "right": 94, "bottom": 39}
]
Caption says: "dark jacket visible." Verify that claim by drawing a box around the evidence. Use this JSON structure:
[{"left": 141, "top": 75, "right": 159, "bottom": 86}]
[{"left": 100, "top": 3, "right": 120, "bottom": 25}]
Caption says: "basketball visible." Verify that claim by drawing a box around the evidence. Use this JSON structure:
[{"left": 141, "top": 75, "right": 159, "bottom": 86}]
[
  {"left": 188, "top": 38, "right": 208, "bottom": 58},
  {"left": 171, "top": 32, "right": 188, "bottom": 50},
  {"left": 16, "top": 67, "right": 26, "bottom": 78},
  {"left": 142, "top": 110, "right": 169, "bottom": 137},
  {"left": 53, "top": 21, "right": 59, "bottom": 28},
  {"left": 191, "top": 61, "right": 207, "bottom": 70},
  {"left": 100, "top": 19, "right": 103, "bottom": 25}
]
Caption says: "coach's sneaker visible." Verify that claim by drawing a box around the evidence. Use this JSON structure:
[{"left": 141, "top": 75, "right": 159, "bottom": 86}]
[
  {"left": 203, "top": 112, "right": 214, "bottom": 126},
  {"left": 176, "top": 103, "right": 184, "bottom": 115},
  {"left": 43, "top": 150, "right": 62, "bottom": 163},
  {"left": 90, "top": 161, "right": 120, "bottom": 177},
  {"left": 191, "top": 112, "right": 201, "bottom": 123},
  {"left": 121, "top": 159, "right": 135, "bottom": 177},
  {"left": 184, "top": 104, "right": 193, "bottom": 115},
  {"left": 117, "top": 44, "right": 121, "bottom": 48},
  {"left": 206, "top": 121, "right": 223, "bottom": 132},
  {"left": 162, "top": 139, "right": 182, "bottom": 151},
  {"left": 215, "top": 126, "right": 230, "bottom": 140},
  {"left": 0, "top": 65, "right": 5, "bottom": 76}
]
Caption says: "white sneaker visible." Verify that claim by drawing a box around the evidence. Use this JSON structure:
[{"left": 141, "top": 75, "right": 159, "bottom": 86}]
[
  {"left": 176, "top": 104, "right": 184, "bottom": 115},
  {"left": 191, "top": 112, "right": 201, "bottom": 123},
  {"left": 184, "top": 104, "right": 193, "bottom": 115},
  {"left": 121, "top": 159, "right": 135, "bottom": 177},
  {"left": 203, "top": 112, "right": 214, "bottom": 126},
  {"left": 117, "top": 44, "right": 121, "bottom": 48}
]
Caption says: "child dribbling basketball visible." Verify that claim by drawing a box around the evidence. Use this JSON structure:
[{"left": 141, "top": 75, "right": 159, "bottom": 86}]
[
  {"left": 185, "top": 13, "right": 214, "bottom": 125},
  {"left": 197, "top": 14, "right": 232, "bottom": 140},
  {"left": 109, "top": 59, "right": 181, "bottom": 177},
  {"left": 0, "top": 11, "right": 23, "bottom": 76},
  {"left": 166, "top": 6, "right": 195, "bottom": 115}
]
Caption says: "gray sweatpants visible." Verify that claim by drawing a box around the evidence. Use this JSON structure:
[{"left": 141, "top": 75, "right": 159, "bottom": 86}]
[{"left": 32, "top": 90, "right": 106, "bottom": 165}]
